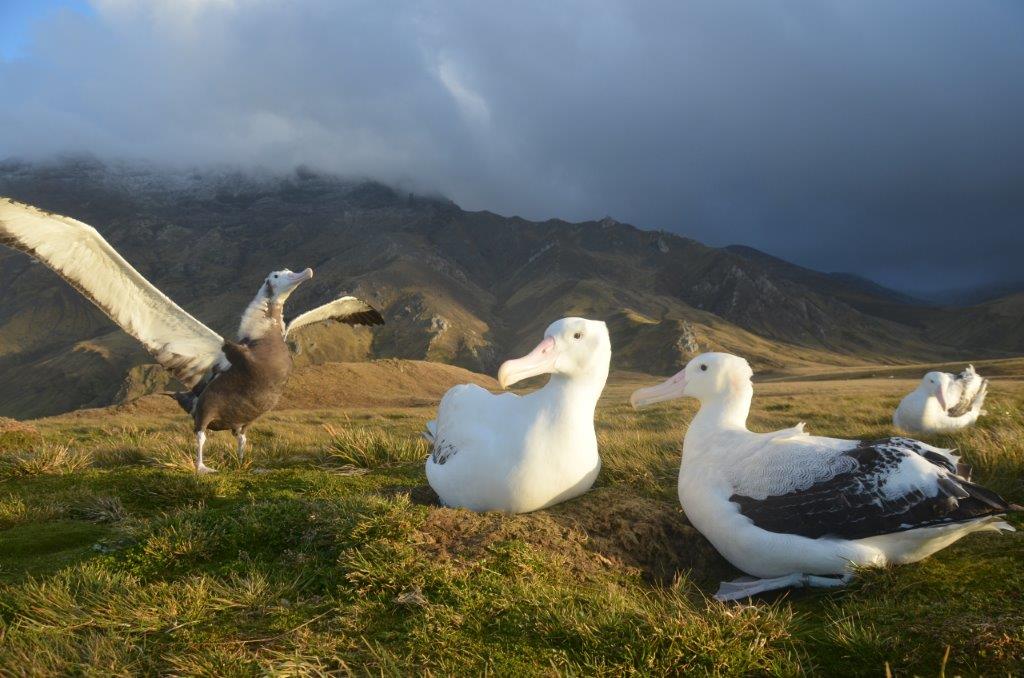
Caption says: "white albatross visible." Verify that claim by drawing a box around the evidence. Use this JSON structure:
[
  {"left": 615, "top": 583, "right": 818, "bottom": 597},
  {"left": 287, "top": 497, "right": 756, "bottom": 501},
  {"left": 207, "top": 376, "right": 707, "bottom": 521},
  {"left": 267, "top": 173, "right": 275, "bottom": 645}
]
[
  {"left": 630, "top": 352, "right": 1020, "bottom": 601},
  {"left": 424, "top": 317, "right": 610, "bottom": 513},
  {"left": 894, "top": 365, "right": 988, "bottom": 435}
]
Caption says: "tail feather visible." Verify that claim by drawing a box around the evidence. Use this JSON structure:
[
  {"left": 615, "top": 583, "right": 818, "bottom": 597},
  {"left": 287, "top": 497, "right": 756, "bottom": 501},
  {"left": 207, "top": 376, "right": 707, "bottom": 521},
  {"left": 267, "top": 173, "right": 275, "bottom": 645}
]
[{"left": 422, "top": 420, "right": 437, "bottom": 444}]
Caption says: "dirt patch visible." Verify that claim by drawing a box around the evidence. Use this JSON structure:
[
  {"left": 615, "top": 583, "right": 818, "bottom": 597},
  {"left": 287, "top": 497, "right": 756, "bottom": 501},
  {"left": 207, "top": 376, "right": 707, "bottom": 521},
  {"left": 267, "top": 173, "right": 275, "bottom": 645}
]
[
  {"left": 416, "top": 506, "right": 609, "bottom": 579},
  {"left": 547, "top": 489, "right": 736, "bottom": 585},
  {"left": 411, "top": 487, "right": 736, "bottom": 586}
]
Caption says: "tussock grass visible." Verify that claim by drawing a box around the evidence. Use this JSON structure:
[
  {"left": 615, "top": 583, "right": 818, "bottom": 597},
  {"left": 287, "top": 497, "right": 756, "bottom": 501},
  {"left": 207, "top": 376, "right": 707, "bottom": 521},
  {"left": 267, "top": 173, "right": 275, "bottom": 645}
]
[
  {"left": 320, "top": 423, "right": 428, "bottom": 468},
  {"left": 0, "top": 442, "right": 90, "bottom": 479},
  {"left": 0, "top": 373, "right": 1022, "bottom": 674}
]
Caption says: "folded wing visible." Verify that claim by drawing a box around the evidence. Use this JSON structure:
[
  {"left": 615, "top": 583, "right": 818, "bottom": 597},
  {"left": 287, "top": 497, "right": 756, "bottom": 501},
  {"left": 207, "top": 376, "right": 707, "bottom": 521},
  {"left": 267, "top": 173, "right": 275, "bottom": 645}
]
[
  {"left": 731, "top": 437, "right": 1013, "bottom": 540},
  {"left": 947, "top": 365, "right": 987, "bottom": 417},
  {"left": 0, "top": 198, "right": 225, "bottom": 389},
  {"left": 285, "top": 295, "right": 384, "bottom": 339}
]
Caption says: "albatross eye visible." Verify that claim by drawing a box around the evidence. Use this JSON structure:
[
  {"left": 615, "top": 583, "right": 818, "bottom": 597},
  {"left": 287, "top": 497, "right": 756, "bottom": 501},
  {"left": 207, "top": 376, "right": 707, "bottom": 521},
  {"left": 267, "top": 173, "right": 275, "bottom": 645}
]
[
  {"left": 700, "top": 364, "right": 708, "bottom": 372},
  {"left": 573, "top": 332, "right": 582, "bottom": 340}
]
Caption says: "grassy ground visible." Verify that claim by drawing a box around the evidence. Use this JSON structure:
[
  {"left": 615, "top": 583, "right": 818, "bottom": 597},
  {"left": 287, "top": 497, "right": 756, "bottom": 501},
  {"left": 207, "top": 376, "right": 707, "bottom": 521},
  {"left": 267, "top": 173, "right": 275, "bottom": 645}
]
[{"left": 1, "top": 371, "right": 1022, "bottom": 675}]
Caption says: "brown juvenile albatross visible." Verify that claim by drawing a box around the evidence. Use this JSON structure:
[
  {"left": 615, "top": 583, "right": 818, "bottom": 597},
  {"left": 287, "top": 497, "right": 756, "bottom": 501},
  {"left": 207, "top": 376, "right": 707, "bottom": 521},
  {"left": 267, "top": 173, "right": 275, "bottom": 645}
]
[{"left": 0, "top": 197, "right": 384, "bottom": 473}]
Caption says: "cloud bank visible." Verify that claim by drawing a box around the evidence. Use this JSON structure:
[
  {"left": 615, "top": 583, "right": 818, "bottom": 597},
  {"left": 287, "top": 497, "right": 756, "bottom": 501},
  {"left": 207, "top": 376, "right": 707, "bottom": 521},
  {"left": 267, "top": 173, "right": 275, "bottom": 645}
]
[{"left": 2, "top": 0, "right": 1023, "bottom": 292}]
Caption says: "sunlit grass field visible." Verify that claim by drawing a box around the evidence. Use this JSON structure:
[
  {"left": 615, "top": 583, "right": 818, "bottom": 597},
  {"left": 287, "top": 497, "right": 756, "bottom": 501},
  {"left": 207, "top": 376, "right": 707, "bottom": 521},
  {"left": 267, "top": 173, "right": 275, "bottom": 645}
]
[{"left": 1, "top": 371, "right": 1022, "bottom": 675}]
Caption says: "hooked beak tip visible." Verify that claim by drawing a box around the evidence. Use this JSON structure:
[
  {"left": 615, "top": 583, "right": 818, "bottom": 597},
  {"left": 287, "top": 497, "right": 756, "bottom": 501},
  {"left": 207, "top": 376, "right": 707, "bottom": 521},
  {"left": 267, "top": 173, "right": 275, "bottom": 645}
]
[{"left": 496, "top": 364, "right": 512, "bottom": 390}]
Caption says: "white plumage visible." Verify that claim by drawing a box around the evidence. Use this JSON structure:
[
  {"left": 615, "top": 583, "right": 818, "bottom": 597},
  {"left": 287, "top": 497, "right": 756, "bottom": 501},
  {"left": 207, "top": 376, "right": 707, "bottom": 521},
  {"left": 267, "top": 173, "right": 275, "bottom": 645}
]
[
  {"left": 631, "top": 353, "right": 1018, "bottom": 600},
  {"left": 425, "top": 317, "right": 610, "bottom": 513},
  {"left": 894, "top": 365, "right": 988, "bottom": 435},
  {"left": 0, "top": 197, "right": 225, "bottom": 388}
]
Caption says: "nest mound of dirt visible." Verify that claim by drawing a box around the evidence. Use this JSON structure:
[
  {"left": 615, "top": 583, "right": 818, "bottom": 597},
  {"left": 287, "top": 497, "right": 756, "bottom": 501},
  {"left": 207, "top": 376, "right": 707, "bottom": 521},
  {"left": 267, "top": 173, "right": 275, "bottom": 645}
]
[
  {"left": 417, "top": 504, "right": 608, "bottom": 579},
  {"left": 548, "top": 489, "right": 733, "bottom": 585},
  {"left": 409, "top": 486, "right": 735, "bottom": 586}
]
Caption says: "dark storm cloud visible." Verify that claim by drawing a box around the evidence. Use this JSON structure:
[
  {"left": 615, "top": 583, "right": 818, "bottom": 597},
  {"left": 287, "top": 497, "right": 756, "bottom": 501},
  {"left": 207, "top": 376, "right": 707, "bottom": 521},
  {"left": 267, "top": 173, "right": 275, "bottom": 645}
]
[{"left": 2, "top": 1, "right": 1023, "bottom": 292}]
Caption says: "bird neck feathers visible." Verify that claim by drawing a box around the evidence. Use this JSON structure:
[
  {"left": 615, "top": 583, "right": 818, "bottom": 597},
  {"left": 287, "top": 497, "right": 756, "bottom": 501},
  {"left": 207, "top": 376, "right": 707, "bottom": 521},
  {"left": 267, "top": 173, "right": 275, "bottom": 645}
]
[
  {"left": 690, "top": 383, "right": 753, "bottom": 434},
  {"left": 237, "top": 288, "right": 285, "bottom": 341},
  {"left": 544, "top": 370, "right": 608, "bottom": 412}
]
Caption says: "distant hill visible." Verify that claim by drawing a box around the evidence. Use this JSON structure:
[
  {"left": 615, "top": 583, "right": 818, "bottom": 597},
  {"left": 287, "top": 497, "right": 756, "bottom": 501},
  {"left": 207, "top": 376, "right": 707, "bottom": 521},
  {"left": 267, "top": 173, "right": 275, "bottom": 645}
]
[
  {"left": 0, "top": 158, "right": 1018, "bottom": 418},
  {"left": 908, "top": 280, "right": 1024, "bottom": 307}
]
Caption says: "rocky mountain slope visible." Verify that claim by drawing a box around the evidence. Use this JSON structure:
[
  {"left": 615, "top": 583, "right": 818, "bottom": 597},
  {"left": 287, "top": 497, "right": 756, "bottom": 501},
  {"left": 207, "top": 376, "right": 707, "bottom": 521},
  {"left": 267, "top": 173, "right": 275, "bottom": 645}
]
[{"left": 0, "top": 158, "right": 1016, "bottom": 418}]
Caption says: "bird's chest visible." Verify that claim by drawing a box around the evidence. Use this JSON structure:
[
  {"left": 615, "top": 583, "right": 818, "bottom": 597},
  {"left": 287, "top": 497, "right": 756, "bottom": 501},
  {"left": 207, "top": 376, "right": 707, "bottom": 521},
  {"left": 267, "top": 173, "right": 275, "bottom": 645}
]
[{"left": 246, "top": 338, "right": 294, "bottom": 386}]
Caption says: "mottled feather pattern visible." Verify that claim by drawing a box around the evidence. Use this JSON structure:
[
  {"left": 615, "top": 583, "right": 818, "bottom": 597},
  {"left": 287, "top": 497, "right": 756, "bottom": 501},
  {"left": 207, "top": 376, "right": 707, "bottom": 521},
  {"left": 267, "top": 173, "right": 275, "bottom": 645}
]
[
  {"left": 947, "top": 365, "right": 988, "bottom": 417},
  {"left": 430, "top": 439, "right": 458, "bottom": 465}
]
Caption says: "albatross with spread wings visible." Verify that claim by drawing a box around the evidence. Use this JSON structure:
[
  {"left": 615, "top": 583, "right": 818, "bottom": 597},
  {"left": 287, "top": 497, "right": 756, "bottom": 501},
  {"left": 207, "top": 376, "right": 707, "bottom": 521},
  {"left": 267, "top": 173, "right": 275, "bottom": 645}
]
[{"left": 0, "top": 198, "right": 384, "bottom": 473}]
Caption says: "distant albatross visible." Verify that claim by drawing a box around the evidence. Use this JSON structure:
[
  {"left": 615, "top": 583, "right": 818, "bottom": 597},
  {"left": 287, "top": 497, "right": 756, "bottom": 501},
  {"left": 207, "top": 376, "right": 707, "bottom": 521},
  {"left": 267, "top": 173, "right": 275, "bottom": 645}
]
[
  {"left": 0, "top": 198, "right": 384, "bottom": 473},
  {"left": 424, "top": 317, "right": 611, "bottom": 513},
  {"left": 894, "top": 365, "right": 988, "bottom": 435},
  {"left": 630, "top": 352, "right": 1019, "bottom": 600}
]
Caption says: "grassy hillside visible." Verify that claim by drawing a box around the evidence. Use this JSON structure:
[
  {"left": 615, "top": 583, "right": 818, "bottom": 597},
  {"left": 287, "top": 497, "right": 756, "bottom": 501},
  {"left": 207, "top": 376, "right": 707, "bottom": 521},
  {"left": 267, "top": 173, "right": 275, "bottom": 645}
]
[{"left": 1, "top": 365, "right": 1022, "bottom": 675}]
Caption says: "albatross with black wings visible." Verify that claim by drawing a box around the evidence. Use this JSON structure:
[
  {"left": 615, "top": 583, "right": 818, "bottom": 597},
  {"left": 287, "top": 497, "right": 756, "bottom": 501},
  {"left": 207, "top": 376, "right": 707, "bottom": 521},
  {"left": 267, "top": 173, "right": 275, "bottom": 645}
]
[
  {"left": 630, "top": 352, "right": 1020, "bottom": 600},
  {"left": 730, "top": 437, "right": 1016, "bottom": 540}
]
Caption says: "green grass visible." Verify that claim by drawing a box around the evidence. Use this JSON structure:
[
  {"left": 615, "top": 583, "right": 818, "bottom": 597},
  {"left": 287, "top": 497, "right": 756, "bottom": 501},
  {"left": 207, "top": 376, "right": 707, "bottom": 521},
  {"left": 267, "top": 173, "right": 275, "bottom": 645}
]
[{"left": 0, "top": 376, "right": 1022, "bottom": 674}]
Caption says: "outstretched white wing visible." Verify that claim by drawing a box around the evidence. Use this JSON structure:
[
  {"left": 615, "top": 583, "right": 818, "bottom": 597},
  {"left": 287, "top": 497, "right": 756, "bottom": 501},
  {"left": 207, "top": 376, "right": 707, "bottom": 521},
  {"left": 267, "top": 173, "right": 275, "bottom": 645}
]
[
  {"left": 285, "top": 295, "right": 384, "bottom": 339},
  {"left": 0, "top": 198, "right": 225, "bottom": 389}
]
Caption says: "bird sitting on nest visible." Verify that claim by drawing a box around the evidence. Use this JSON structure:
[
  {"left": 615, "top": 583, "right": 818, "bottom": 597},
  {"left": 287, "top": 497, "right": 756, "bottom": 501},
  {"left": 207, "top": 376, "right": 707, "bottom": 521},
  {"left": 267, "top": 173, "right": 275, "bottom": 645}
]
[
  {"left": 0, "top": 198, "right": 384, "bottom": 473},
  {"left": 630, "top": 352, "right": 1019, "bottom": 601},
  {"left": 894, "top": 365, "right": 988, "bottom": 435},
  {"left": 423, "top": 317, "right": 611, "bottom": 513}
]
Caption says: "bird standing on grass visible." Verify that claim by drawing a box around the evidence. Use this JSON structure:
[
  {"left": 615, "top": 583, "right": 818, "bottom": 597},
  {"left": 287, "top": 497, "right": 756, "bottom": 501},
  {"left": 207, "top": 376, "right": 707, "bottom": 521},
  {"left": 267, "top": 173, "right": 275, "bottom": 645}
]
[
  {"left": 631, "top": 352, "right": 1019, "bottom": 600},
  {"left": 0, "top": 198, "right": 383, "bottom": 473}
]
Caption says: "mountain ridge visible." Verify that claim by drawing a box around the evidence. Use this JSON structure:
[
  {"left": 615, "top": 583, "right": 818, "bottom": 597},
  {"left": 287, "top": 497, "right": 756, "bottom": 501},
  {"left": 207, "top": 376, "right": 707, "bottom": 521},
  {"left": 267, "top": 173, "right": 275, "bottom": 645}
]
[{"left": 0, "top": 158, "right": 1018, "bottom": 418}]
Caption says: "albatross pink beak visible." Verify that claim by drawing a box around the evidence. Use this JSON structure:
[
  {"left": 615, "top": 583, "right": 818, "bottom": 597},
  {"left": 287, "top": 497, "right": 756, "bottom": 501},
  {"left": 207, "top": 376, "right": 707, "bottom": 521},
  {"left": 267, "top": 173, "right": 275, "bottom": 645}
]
[
  {"left": 291, "top": 268, "right": 314, "bottom": 284},
  {"left": 630, "top": 370, "right": 688, "bottom": 409},
  {"left": 497, "top": 336, "right": 558, "bottom": 389},
  {"left": 935, "top": 381, "right": 948, "bottom": 411},
  {"left": 279, "top": 268, "right": 313, "bottom": 294}
]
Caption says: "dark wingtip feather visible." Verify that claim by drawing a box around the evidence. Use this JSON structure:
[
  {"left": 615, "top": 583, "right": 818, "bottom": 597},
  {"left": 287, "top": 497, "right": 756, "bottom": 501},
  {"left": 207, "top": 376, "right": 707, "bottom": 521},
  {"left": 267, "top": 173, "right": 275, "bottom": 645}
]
[{"left": 342, "top": 308, "right": 385, "bottom": 327}]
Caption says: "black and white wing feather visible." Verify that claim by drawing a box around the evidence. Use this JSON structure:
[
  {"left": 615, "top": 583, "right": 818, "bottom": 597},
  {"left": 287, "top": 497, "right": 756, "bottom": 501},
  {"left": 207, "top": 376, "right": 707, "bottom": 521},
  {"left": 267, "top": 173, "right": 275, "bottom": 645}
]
[
  {"left": 285, "top": 296, "right": 384, "bottom": 340},
  {"left": 731, "top": 437, "right": 1017, "bottom": 540},
  {"left": 0, "top": 198, "right": 225, "bottom": 389}
]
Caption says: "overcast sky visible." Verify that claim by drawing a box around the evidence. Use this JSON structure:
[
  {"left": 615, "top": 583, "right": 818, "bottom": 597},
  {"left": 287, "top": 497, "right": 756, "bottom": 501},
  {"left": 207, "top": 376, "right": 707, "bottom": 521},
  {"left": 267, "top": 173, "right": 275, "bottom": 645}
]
[{"left": 2, "top": 1, "right": 1023, "bottom": 293}]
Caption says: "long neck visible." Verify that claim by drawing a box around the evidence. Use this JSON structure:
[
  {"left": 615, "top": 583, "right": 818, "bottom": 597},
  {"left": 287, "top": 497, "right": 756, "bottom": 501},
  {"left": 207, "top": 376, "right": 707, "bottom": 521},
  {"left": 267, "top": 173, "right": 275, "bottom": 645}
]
[
  {"left": 540, "top": 368, "right": 608, "bottom": 420},
  {"left": 238, "top": 290, "right": 285, "bottom": 341},
  {"left": 690, "top": 384, "right": 753, "bottom": 433}
]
